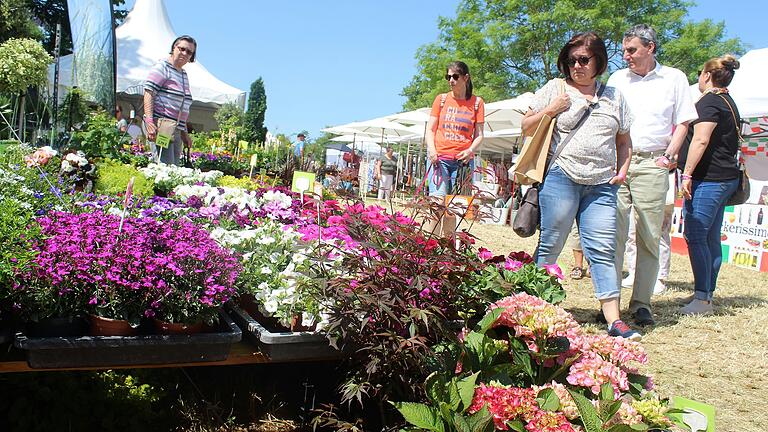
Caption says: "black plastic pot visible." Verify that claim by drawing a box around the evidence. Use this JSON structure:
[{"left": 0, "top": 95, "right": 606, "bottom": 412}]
[
  {"left": 14, "top": 310, "right": 241, "bottom": 368},
  {"left": 226, "top": 304, "right": 339, "bottom": 362}
]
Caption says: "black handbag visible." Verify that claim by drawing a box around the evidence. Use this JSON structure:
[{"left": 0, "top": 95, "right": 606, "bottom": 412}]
[
  {"left": 718, "top": 94, "right": 750, "bottom": 206},
  {"left": 726, "top": 169, "right": 749, "bottom": 206},
  {"left": 512, "top": 84, "right": 605, "bottom": 238},
  {"left": 513, "top": 187, "right": 540, "bottom": 237}
]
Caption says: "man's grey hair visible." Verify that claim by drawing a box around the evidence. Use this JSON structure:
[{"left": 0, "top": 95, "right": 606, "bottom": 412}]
[{"left": 624, "top": 24, "right": 658, "bottom": 53}]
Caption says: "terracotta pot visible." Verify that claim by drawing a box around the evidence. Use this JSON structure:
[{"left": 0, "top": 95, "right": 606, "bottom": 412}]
[
  {"left": 154, "top": 319, "right": 206, "bottom": 335},
  {"left": 89, "top": 314, "right": 138, "bottom": 336}
]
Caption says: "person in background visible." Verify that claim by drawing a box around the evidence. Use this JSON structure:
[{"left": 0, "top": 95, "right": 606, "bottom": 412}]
[
  {"left": 115, "top": 105, "right": 128, "bottom": 133},
  {"left": 568, "top": 224, "right": 589, "bottom": 280},
  {"left": 293, "top": 133, "right": 306, "bottom": 160},
  {"left": 678, "top": 55, "right": 742, "bottom": 315},
  {"left": 523, "top": 32, "right": 636, "bottom": 340},
  {"left": 425, "top": 60, "right": 485, "bottom": 238},
  {"left": 607, "top": 24, "right": 697, "bottom": 326},
  {"left": 621, "top": 180, "right": 676, "bottom": 295},
  {"left": 144, "top": 35, "right": 195, "bottom": 166},
  {"left": 375, "top": 146, "right": 398, "bottom": 201}
]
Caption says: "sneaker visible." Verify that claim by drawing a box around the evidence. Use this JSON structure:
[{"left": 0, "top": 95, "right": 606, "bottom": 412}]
[
  {"left": 632, "top": 307, "right": 655, "bottom": 326},
  {"left": 621, "top": 274, "right": 634, "bottom": 288},
  {"left": 680, "top": 299, "right": 714, "bottom": 315},
  {"left": 653, "top": 279, "right": 666, "bottom": 295},
  {"left": 608, "top": 320, "right": 642, "bottom": 341}
]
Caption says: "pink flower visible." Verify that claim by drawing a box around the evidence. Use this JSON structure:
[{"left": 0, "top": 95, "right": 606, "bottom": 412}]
[
  {"left": 468, "top": 384, "right": 539, "bottom": 429},
  {"left": 525, "top": 410, "right": 575, "bottom": 432},
  {"left": 478, "top": 247, "right": 494, "bottom": 261},
  {"left": 504, "top": 259, "right": 524, "bottom": 271},
  {"left": 542, "top": 263, "right": 564, "bottom": 280}
]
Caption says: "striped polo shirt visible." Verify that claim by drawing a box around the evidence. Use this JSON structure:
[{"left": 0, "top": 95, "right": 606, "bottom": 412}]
[{"left": 144, "top": 60, "right": 193, "bottom": 130}]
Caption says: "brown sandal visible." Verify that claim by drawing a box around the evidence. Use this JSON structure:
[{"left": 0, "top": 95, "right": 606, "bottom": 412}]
[{"left": 570, "top": 266, "right": 585, "bottom": 280}]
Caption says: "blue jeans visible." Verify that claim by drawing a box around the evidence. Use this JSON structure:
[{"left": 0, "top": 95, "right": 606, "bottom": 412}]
[
  {"left": 535, "top": 166, "right": 620, "bottom": 300},
  {"left": 428, "top": 158, "right": 473, "bottom": 197},
  {"left": 683, "top": 178, "right": 739, "bottom": 301}
]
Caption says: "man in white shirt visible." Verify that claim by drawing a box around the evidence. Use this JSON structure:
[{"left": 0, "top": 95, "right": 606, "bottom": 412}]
[{"left": 607, "top": 24, "right": 697, "bottom": 326}]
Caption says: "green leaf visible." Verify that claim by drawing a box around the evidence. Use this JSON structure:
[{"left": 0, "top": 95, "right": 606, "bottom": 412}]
[
  {"left": 456, "top": 372, "right": 479, "bottom": 411},
  {"left": 509, "top": 338, "right": 534, "bottom": 379},
  {"left": 473, "top": 307, "right": 503, "bottom": 334},
  {"left": 425, "top": 372, "right": 448, "bottom": 405},
  {"left": 567, "top": 389, "right": 604, "bottom": 432},
  {"left": 606, "top": 423, "right": 650, "bottom": 432},
  {"left": 535, "top": 388, "right": 561, "bottom": 412},
  {"left": 466, "top": 405, "right": 494, "bottom": 432},
  {"left": 507, "top": 419, "right": 526, "bottom": 432},
  {"left": 599, "top": 383, "right": 615, "bottom": 402},
  {"left": 392, "top": 402, "right": 445, "bottom": 432},
  {"left": 599, "top": 399, "right": 623, "bottom": 424},
  {"left": 453, "top": 413, "right": 471, "bottom": 432},
  {"left": 447, "top": 377, "right": 462, "bottom": 411}
]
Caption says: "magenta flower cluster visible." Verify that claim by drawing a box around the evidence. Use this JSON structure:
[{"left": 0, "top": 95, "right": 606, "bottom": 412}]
[{"left": 20, "top": 211, "right": 241, "bottom": 323}]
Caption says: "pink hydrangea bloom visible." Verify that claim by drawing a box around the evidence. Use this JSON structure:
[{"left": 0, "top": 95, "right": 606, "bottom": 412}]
[
  {"left": 524, "top": 410, "right": 575, "bottom": 432},
  {"left": 468, "top": 384, "right": 539, "bottom": 430}
]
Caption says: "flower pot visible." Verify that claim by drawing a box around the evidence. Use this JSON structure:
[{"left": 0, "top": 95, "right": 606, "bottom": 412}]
[
  {"left": 89, "top": 314, "right": 138, "bottom": 336},
  {"left": 154, "top": 319, "right": 206, "bottom": 335},
  {"left": 26, "top": 316, "right": 88, "bottom": 337}
]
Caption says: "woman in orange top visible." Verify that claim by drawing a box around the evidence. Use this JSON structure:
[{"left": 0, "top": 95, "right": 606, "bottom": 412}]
[{"left": 425, "top": 61, "right": 485, "bottom": 197}]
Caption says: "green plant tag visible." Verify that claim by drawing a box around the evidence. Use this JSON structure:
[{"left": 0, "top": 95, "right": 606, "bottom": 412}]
[
  {"left": 669, "top": 397, "right": 715, "bottom": 432},
  {"left": 155, "top": 133, "right": 171, "bottom": 148}
]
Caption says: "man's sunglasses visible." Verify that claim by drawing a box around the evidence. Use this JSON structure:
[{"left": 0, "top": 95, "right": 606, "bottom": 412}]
[
  {"left": 566, "top": 55, "right": 594, "bottom": 67},
  {"left": 445, "top": 73, "right": 464, "bottom": 81}
]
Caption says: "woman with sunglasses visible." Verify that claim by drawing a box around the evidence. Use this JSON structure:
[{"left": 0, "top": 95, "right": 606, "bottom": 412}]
[
  {"left": 522, "top": 32, "right": 637, "bottom": 339},
  {"left": 425, "top": 61, "right": 485, "bottom": 237},
  {"left": 678, "top": 55, "right": 741, "bottom": 315},
  {"left": 143, "top": 35, "right": 196, "bottom": 166}
]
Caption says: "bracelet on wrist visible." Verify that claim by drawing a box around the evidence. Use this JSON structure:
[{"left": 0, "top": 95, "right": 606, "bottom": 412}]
[{"left": 682, "top": 174, "right": 692, "bottom": 180}]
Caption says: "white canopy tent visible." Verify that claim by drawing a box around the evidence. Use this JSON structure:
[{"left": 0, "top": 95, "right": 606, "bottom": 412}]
[
  {"left": 729, "top": 48, "right": 768, "bottom": 119},
  {"left": 50, "top": 0, "right": 245, "bottom": 131}
]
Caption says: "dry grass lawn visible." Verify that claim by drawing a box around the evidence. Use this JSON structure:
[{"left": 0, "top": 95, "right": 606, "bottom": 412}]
[{"left": 460, "top": 220, "right": 768, "bottom": 432}]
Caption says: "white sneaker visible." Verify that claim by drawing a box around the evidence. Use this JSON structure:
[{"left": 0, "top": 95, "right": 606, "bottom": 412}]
[
  {"left": 621, "top": 274, "right": 634, "bottom": 288},
  {"left": 653, "top": 279, "right": 666, "bottom": 295}
]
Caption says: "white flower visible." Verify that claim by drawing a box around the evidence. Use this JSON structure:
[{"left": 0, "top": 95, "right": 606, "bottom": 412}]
[{"left": 260, "top": 266, "right": 273, "bottom": 275}]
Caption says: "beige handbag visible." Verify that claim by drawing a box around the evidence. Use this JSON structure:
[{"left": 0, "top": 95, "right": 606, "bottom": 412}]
[{"left": 510, "top": 79, "right": 564, "bottom": 185}]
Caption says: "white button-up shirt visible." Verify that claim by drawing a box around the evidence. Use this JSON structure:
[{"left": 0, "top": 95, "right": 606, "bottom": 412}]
[{"left": 607, "top": 61, "right": 697, "bottom": 152}]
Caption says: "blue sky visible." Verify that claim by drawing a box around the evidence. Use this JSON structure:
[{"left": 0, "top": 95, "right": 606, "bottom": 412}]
[{"left": 123, "top": 0, "right": 767, "bottom": 140}]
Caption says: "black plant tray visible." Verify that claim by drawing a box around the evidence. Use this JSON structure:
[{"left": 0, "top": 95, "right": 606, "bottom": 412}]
[
  {"left": 226, "top": 304, "right": 339, "bottom": 362},
  {"left": 13, "top": 310, "right": 242, "bottom": 369}
]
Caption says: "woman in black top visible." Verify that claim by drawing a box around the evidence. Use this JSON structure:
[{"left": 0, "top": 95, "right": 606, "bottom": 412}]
[{"left": 678, "top": 54, "right": 741, "bottom": 315}]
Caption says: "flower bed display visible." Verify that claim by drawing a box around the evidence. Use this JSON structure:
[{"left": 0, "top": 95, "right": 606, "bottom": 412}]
[{"left": 394, "top": 293, "right": 680, "bottom": 431}]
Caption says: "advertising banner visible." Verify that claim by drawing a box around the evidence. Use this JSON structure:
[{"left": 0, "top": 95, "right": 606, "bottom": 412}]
[
  {"left": 671, "top": 201, "right": 768, "bottom": 272},
  {"left": 67, "top": 0, "right": 115, "bottom": 108}
]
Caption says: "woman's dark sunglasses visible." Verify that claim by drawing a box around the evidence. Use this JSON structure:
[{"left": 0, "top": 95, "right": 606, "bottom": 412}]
[
  {"left": 445, "top": 73, "right": 464, "bottom": 81},
  {"left": 566, "top": 55, "right": 594, "bottom": 67}
]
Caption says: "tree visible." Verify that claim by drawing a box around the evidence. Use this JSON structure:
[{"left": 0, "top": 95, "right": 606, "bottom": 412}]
[
  {"left": 243, "top": 77, "right": 267, "bottom": 144},
  {"left": 0, "top": 38, "right": 52, "bottom": 137},
  {"left": 661, "top": 19, "right": 744, "bottom": 82},
  {"left": 0, "top": 0, "right": 43, "bottom": 44},
  {"left": 402, "top": 0, "right": 744, "bottom": 109}
]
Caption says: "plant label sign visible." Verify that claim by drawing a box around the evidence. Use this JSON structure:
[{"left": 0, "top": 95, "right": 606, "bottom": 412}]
[
  {"left": 292, "top": 171, "right": 315, "bottom": 194},
  {"left": 155, "top": 133, "right": 171, "bottom": 148}
]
